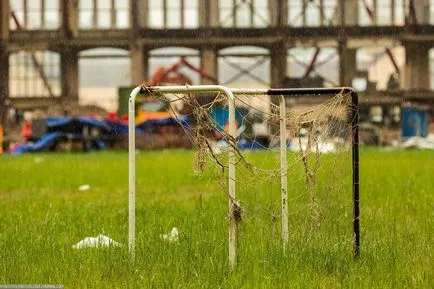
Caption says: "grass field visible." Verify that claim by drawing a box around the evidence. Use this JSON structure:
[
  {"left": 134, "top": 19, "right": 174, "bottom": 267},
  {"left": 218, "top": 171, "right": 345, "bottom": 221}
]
[{"left": 0, "top": 149, "right": 433, "bottom": 288}]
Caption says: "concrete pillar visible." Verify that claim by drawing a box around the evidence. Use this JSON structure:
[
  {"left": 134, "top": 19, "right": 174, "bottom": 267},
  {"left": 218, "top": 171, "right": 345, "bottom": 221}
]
[
  {"left": 199, "top": 0, "right": 219, "bottom": 27},
  {"left": 131, "top": 0, "right": 148, "bottom": 31},
  {"left": 412, "top": 0, "right": 430, "bottom": 25},
  {"left": 270, "top": 44, "right": 287, "bottom": 88},
  {"left": 0, "top": 45, "right": 8, "bottom": 127},
  {"left": 209, "top": 0, "right": 220, "bottom": 27},
  {"left": 372, "top": 0, "right": 378, "bottom": 25},
  {"left": 270, "top": 0, "right": 288, "bottom": 27},
  {"left": 345, "top": 0, "right": 358, "bottom": 26},
  {"left": 335, "top": 0, "right": 358, "bottom": 26},
  {"left": 0, "top": 0, "right": 9, "bottom": 40},
  {"left": 403, "top": 42, "right": 430, "bottom": 90},
  {"left": 339, "top": 43, "right": 357, "bottom": 87},
  {"left": 0, "top": 1, "right": 9, "bottom": 127},
  {"left": 335, "top": 0, "right": 344, "bottom": 26},
  {"left": 199, "top": 0, "right": 207, "bottom": 27},
  {"left": 131, "top": 43, "right": 148, "bottom": 85},
  {"left": 60, "top": 48, "right": 79, "bottom": 102},
  {"left": 200, "top": 48, "right": 218, "bottom": 84},
  {"left": 131, "top": 0, "right": 138, "bottom": 32},
  {"left": 61, "top": 0, "right": 78, "bottom": 38}
]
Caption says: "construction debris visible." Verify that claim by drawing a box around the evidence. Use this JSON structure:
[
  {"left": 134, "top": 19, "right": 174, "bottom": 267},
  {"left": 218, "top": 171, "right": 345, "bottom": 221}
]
[
  {"left": 78, "top": 184, "right": 90, "bottom": 192},
  {"left": 72, "top": 234, "right": 123, "bottom": 249},
  {"left": 160, "top": 227, "right": 179, "bottom": 242},
  {"left": 401, "top": 135, "right": 434, "bottom": 150}
]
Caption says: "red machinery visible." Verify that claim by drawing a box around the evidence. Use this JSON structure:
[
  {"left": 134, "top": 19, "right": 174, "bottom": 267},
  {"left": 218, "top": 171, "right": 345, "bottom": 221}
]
[{"left": 145, "top": 57, "right": 217, "bottom": 86}]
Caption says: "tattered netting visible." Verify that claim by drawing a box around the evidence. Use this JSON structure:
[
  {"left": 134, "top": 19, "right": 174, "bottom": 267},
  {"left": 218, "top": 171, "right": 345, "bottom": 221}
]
[{"left": 141, "top": 87, "right": 354, "bottom": 248}]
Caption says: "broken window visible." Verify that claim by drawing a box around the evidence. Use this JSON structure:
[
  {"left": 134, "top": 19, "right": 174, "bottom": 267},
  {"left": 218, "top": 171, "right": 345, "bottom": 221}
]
[
  {"left": 78, "top": 0, "right": 130, "bottom": 29},
  {"left": 358, "top": 0, "right": 401, "bottom": 26},
  {"left": 288, "top": 0, "right": 338, "bottom": 27},
  {"left": 377, "top": 0, "right": 392, "bottom": 25},
  {"left": 218, "top": 46, "right": 270, "bottom": 87},
  {"left": 9, "top": 0, "right": 60, "bottom": 30},
  {"left": 148, "top": 0, "right": 199, "bottom": 29},
  {"left": 220, "top": 0, "right": 270, "bottom": 28},
  {"left": 79, "top": 48, "right": 131, "bottom": 111},
  {"left": 288, "top": 47, "right": 339, "bottom": 87},
  {"left": 9, "top": 51, "right": 61, "bottom": 98}
]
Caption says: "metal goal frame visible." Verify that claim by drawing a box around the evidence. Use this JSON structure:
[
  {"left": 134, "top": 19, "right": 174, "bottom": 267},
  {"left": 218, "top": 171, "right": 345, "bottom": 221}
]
[{"left": 128, "top": 85, "right": 360, "bottom": 267}]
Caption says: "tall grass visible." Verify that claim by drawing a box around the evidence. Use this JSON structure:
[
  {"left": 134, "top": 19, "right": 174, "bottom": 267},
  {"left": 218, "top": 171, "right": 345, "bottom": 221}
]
[{"left": 0, "top": 149, "right": 432, "bottom": 288}]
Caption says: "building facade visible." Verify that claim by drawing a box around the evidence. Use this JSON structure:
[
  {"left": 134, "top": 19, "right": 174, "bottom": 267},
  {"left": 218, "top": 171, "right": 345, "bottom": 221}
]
[{"left": 0, "top": 0, "right": 433, "bottom": 126}]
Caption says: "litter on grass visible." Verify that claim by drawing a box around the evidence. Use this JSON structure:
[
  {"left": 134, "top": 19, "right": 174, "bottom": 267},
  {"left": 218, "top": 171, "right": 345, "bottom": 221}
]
[
  {"left": 160, "top": 227, "right": 179, "bottom": 242},
  {"left": 72, "top": 234, "right": 123, "bottom": 249},
  {"left": 34, "top": 157, "right": 44, "bottom": 164},
  {"left": 401, "top": 135, "right": 434, "bottom": 150},
  {"left": 78, "top": 184, "right": 90, "bottom": 191}
]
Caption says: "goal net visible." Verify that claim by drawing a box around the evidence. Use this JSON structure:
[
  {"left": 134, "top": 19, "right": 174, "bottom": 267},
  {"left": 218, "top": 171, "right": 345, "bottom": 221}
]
[{"left": 128, "top": 85, "right": 359, "bottom": 266}]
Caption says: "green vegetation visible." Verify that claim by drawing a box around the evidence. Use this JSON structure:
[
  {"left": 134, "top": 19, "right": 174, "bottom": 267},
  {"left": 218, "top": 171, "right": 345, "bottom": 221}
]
[{"left": 0, "top": 150, "right": 432, "bottom": 288}]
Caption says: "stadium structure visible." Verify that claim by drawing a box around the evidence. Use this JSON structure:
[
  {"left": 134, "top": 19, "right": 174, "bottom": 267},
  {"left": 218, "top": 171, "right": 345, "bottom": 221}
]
[{"left": 0, "top": 0, "right": 433, "bottom": 141}]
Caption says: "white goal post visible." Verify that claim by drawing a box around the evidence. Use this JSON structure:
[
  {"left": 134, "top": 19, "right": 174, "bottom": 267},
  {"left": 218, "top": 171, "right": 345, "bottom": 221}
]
[{"left": 128, "top": 85, "right": 360, "bottom": 267}]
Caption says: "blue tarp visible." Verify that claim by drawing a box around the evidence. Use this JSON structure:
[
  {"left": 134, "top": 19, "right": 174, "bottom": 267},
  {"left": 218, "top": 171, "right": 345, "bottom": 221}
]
[
  {"left": 210, "top": 107, "right": 248, "bottom": 133},
  {"left": 11, "top": 132, "right": 62, "bottom": 154},
  {"left": 10, "top": 116, "right": 189, "bottom": 154},
  {"left": 237, "top": 139, "right": 268, "bottom": 150},
  {"left": 136, "top": 116, "right": 189, "bottom": 133},
  {"left": 401, "top": 107, "right": 429, "bottom": 139},
  {"left": 105, "top": 116, "right": 188, "bottom": 135},
  {"left": 46, "top": 117, "right": 110, "bottom": 130}
]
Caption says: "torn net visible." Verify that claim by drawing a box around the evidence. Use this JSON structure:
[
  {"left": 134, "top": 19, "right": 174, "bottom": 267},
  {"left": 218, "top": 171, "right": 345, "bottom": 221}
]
[{"left": 140, "top": 87, "right": 354, "bottom": 252}]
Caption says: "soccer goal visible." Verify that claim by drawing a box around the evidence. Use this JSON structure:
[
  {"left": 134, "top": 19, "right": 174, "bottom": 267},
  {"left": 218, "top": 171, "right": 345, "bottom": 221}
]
[{"left": 128, "top": 85, "right": 359, "bottom": 267}]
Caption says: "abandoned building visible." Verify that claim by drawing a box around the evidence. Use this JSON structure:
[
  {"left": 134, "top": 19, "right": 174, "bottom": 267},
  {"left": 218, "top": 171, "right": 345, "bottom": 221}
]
[{"left": 0, "top": 0, "right": 433, "bottom": 144}]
